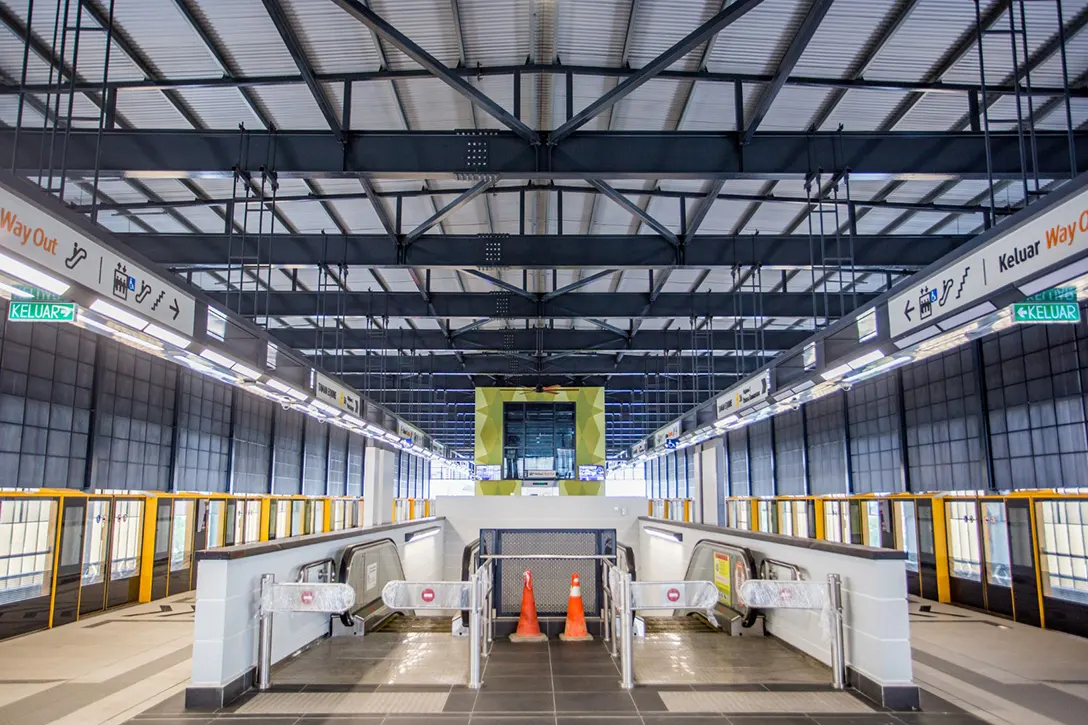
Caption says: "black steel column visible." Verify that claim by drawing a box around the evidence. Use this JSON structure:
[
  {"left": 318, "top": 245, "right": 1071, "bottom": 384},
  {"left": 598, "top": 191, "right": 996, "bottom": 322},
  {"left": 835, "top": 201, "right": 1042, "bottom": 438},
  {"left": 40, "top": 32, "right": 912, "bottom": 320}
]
[
  {"left": 167, "top": 367, "right": 183, "bottom": 492},
  {"left": 896, "top": 368, "right": 912, "bottom": 493},
  {"left": 267, "top": 404, "right": 278, "bottom": 495},
  {"left": 225, "top": 387, "right": 237, "bottom": 494},
  {"left": 972, "top": 340, "right": 997, "bottom": 492},
  {"left": 800, "top": 404, "right": 811, "bottom": 496},
  {"left": 83, "top": 336, "right": 105, "bottom": 490},
  {"left": 842, "top": 391, "right": 854, "bottom": 494}
]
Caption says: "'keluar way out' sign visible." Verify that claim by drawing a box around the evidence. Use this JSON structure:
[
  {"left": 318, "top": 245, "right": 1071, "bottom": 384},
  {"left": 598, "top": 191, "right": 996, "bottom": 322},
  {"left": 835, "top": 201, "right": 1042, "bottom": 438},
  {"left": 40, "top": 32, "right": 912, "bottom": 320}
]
[{"left": 888, "top": 185, "right": 1088, "bottom": 338}]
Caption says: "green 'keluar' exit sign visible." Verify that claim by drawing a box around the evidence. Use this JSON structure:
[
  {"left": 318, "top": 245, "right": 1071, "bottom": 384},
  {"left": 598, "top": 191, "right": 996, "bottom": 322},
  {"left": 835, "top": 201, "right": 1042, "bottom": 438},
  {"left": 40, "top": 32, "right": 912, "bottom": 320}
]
[
  {"left": 1012, "top": 286, "right": 1080, "bottom": 325},
  {"left": 8, "top": 300, "right": 77, "bottom": 323}
]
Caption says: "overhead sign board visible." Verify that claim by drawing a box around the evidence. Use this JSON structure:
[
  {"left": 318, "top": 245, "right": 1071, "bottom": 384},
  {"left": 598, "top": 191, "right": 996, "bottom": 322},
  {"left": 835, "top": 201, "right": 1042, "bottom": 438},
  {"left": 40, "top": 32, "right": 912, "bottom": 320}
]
[
  {"left": 315, "top": 372, "right": 361, "bottom": 416},
  {"left": 397, "top": 420, "right": 423, "bottom": 444},
  {"left": 8, "top": 300, "right": 75, "bottom": 323},
  {"left": 0, "top": 184, "right": 196, "bottom": 336},
  {"left": 653, "top": 422, "right": 681, "bottom": 449},
  {"left": 578, "top": 464, "right": 605, "bottom": 481},
  {"left": 716, "top": 370, "right": 771, "bottom": 419},
  {"left": 888, "top": 185, "right": 1088, "bottom": 338},
  {"left": 632, "top": 439, "right": 648, "bottom": 456},
  {"left": 857, "top": 309, "right": 878, "bottom": 342}
]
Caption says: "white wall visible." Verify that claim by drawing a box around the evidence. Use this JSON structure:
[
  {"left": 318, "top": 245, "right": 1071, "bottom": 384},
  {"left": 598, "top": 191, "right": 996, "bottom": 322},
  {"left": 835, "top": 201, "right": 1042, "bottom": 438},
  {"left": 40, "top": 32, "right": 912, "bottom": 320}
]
[
  {"left": 362, "top": 442, "right": 397, "bottom": 526},
  {"left": 698, "top": 441, "right": 721, "bottom": 525},
  {"left": 638, "top": 520, "right": 912, "bottom": 689},
  {"left": 438, "top": 496, "right": 645, "bottom": 580},
  {"left": 190, "top": 519, "right": 445, "bottom": 689}
]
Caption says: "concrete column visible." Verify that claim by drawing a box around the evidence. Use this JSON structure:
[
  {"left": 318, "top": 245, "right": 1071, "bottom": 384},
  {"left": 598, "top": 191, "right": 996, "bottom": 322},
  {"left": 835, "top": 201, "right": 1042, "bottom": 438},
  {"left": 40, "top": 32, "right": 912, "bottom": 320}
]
[
  {"left": 363, "top": 441, "right": 396, "bottom": 527},
  {"left": 699, "top": 438, "right": 724, "bottom": 526}
]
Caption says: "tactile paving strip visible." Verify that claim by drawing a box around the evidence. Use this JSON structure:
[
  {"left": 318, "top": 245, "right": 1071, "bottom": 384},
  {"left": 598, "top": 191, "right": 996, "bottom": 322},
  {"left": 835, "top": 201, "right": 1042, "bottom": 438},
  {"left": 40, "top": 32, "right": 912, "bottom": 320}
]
[
  {"left": 234, "top": 691, "right": 448, "bottom": 714},
  {"left": 659, "top": 691, "right": 873, "bottom": 714}
]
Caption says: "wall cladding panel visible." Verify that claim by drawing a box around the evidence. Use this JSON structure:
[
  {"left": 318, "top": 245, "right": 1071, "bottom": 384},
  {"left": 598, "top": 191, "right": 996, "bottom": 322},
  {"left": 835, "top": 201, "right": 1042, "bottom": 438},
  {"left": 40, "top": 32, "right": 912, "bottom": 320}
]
[
  {"left": 749, "top": 419, "right": 774, "bottom": 497},
  {"left": 774, "top": 408, "right": 806, "bottom": 496},
  {"left": 302, "top": 416, "right": 328, "bottom": 496},
  {"left": 847, "top": 375, "right": 903, "bottom": 494},
  {"left": 984, "top": 320, "right": 1088, "bottom": 489},
  {"left": 232, "top": 392, "right": 273, "bottom": 494},
  {"left": 273, "top": 407, "right": 304, "bottom": 495},
  {"left": 902, "top": 347, "right": 984, "bottom": 491},
  {"left": 327, "top": 425, "right": 347, "bottom": 497},
  {"left": 92, "top": 341, "right": 175, "bottom": 491},
  {"left": 175, "top": 372, "right": 232, "bottom": 492},
  {"left": 728, "top": 429, "right": 748, "bottom": 496},
  {"left": 0, "top": 302, "right": 96, "bottom": 488},
  {"left": 805, "top": 393, "right": 847, "bottom": 495},
  {"left": 347, "top": 433, "right": 365, "bottom": 497}
]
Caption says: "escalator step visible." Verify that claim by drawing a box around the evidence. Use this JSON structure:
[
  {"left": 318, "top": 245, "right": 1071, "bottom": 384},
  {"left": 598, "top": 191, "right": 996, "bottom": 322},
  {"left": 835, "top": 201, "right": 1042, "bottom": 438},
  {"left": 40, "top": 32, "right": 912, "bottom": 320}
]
[{"left": 641, "top": 616, "right": 720, "bottom": 634}]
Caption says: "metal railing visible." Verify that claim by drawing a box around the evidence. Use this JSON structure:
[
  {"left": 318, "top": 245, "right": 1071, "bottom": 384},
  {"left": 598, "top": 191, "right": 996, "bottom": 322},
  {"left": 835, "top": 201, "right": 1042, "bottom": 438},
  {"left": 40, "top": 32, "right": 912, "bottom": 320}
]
[{"left": 297, "top": 558, "right": 336, "bottom": 583}]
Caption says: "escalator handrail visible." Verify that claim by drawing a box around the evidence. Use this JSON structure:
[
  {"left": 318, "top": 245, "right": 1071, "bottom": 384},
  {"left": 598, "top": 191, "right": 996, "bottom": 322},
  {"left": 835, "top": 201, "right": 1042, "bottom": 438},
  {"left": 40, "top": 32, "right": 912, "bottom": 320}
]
[
  {"left": 459, "top": 538, "right": 480, "bottom": 628},
  {"left": 337, "top": 537, "right": 403, "bottom": 627},
  {"left": 685, "top": 538, "right": 759, "bottom": 628},
  {"left": 616, "top": 542, "right": 637, "bottom": 581}
]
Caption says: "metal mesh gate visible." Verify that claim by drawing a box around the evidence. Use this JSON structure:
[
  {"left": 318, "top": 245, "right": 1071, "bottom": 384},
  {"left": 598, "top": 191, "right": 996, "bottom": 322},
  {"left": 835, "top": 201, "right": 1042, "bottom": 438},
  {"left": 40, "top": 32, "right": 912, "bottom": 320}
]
[{"left": 480, "top": 529, "right": 616, "bottom": 618}]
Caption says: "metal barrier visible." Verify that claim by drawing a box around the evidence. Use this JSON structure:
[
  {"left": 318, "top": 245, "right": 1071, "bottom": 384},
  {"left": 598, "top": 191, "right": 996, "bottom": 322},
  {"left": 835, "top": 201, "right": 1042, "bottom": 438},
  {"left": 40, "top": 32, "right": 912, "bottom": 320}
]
[
  {"left": 738, "top": 575, "right": 847, "bottom": 690},
  {"left": 336, "top": 538, "right": 404, "bottom": 629},
  {"left": 603, "top": 560, "right": 717, "bottom": 690},
  {"left": 256, "top": 576, "right": 356, "bottom": 690},
  {"left": 381, "top": 564, "right": 492, "bottom": 689},
  {"left": 684, "top": 539, "right": 758, "bottom": 628}
]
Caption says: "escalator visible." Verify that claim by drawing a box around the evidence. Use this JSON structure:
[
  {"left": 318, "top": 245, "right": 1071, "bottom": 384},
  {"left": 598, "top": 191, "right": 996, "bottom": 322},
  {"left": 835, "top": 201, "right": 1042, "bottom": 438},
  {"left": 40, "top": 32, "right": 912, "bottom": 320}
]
[
  {"left": 370, "top": 613, "right": 457, "bottom": 633},
  {"left": 642, "top": 615, "right": 720, "bottom": 634}
]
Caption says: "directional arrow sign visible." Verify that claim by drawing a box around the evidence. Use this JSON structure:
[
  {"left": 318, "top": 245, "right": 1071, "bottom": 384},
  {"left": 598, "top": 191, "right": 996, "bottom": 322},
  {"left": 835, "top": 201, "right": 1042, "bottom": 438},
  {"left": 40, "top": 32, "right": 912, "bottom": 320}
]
[
  {"left": 904, "top": 300, "right": 915, "bottom": 323},
  {"left": 1012, "top": 301, "right": 1080, "bottom": 324}
]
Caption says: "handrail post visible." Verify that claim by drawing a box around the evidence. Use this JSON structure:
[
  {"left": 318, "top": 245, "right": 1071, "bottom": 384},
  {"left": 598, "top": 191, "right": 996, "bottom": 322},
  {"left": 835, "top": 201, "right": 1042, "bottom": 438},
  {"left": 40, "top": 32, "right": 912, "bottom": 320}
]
[
  {"left": 257, "top": 573, "right": 274, "bottom": 690},
  {"left": 828, "top": 573, "right": 846, "bottom": 690},
  {"left": 469, "top": 571, "right": 482, "bottom": 690},
  {"left": 620, "top": 572, "right": 634, "bottom": 690}
]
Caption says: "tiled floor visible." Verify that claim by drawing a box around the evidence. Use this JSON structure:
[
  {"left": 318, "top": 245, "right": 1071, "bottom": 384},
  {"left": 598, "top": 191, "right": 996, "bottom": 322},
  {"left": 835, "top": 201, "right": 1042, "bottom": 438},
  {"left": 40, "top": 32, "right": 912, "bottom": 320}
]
[
  {"left": 909, "top": 597, "right": 1088, "bottom": 725},
  {"left": 124, "top": 634, "right": 983, "bottom": 725}
]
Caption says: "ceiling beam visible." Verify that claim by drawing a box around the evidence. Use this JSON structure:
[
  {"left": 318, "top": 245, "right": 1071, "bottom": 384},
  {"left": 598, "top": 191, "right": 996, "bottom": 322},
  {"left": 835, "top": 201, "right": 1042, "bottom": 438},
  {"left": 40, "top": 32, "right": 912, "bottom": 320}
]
[
  {"left": 209, "top": 290, "right": 875, "bottom": 319},
  {"left": 128, "top": 232, "right": 968, "bottom": 270},
  {"left": 274, "top": 327, "right": 808, "bottom": 352},
  {"left": 587, "top": 180, "right": 680, "bottom": 245},
  {"left": 11, "top": 128, "right": 1084, "bottom": 180},
  {"left": 325, "top": 354, "right": 766, "bottom": 376}
]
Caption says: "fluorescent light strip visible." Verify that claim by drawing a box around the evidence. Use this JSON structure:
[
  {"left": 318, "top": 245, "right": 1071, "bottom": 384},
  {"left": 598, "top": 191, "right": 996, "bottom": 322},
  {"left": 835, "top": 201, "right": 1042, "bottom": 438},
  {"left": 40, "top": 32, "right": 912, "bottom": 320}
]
[
  {"left": 0, "top": 252, "right": 69, "bottom": 295},
  {"left": 936, "top": 302, "right": 996, "bottom": 332},
  {"left": 82, "top": 317, "right": 163, "bottom": 352},
  {"left": 90, "top": 299, "right": 148, "bottom": 330},
  {"left": 847, "top": 349, "right": 885, "bottom": 370},
  {"left": 1018, "top": 257, "right": 1088, "bottom": 297},
  {"left": 893, "top": 325, "right": 940, "bottom": 350},
  {"left": 144, "top": 324, "right": 191, "bottom": 349},
  {"left": 231, "top": 363, "right": 262, "bottom": 380},
  {"left": 266, "top": 378, "right": 309, "bottom": 401},
  {"left": 644, "top": 527, "right": 683, "bottom": 543},
  {"left": 405, "top": 527, "right": 441, "bottom": 543},
  {"left": 199, "top": 348, "right": 236, "bottom": 368},
  {"left": 310, "top": 400, "right": 341, "bottom": 416},
  {"left": 843, "top": 356, "right": 910, "bottom": 384},
  {"left": 0, "top": 281, "right": 32, "bottom": 299},
  {"left": 821, "top": 363, "right": 852, "bottom": 381}
]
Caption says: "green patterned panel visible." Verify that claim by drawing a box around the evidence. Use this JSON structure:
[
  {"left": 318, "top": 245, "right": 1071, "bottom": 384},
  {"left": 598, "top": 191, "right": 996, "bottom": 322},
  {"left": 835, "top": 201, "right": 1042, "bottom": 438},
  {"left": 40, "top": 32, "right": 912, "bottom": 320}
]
[{"left": 474, "top": 387, "right": 606, "bottom": 496}]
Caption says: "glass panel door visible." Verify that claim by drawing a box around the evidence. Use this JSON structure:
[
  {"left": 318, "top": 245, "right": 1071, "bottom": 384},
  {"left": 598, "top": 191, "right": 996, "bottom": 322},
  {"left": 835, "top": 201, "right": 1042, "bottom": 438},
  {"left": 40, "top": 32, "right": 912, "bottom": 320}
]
[
  {"left": 981, "top": 500, "right": 1014, "bottom": 617},
  {"left": 168, "top": 500, "right": 195, "bottom": 595},
  {"left": 107, "top": 499, "right": 142, "bottom": 608},
  {"left": 79, "top": 499, "right": 111, "bottom": 616},
  {"left": 946, "top": 499, "right": 984, "bottom": 610}
]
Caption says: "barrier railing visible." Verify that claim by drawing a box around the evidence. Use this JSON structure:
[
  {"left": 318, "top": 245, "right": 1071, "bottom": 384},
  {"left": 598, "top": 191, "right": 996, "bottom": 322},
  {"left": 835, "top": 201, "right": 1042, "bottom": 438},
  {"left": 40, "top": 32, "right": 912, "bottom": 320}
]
[
  {"left": 738, "top": 575, "right": 847, "bottom": 690},
  {"left": 256, "top": 576, "right": 356, "bottom": 690},
  {"left": 381, "top": 563, "right": 492, "bottom": 689}
]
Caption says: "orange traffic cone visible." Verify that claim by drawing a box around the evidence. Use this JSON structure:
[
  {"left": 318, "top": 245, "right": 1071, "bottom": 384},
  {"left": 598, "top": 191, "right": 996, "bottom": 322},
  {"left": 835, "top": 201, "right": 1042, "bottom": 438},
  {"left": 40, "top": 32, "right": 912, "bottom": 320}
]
[
  {"left": 510, "top": 569, "right": 548, "bottom": 642},
  {"left": 559, "top": 572, "right": 593, "bottom": 642}
]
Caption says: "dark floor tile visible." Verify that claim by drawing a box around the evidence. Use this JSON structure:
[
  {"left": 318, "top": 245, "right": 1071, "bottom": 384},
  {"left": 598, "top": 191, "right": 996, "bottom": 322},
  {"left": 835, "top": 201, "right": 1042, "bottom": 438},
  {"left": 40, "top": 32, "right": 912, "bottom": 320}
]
[
  {"left": 375, "top": 683, "right": 453, "bottom": 692},
  {"left": 381, "top": 718, "right": 470, "bottom": 725},
  {"left": 916, "top": 691, "right": 968, "bottom": 715},
  {"left": 555, "top": 691, "right": 637, "bottom": 712},
  {"left": 552, "top": 675, "right": 623, "bottom": 692},
  {"left": 299, "top": 684, "right": 380, "bottom": 693},
  {"left": 895, "top": 715, "right": 991, "bottom": 725},
  {"left": 472, "top": 692, "right": 555, "bottom": 712},
  {"left": 470, "top": 718, "right": 558, "bottom": 725},
  {"left": 126, "top": 718, "right": 214, "bottom": 725},
  {"left": 445, "top": 692, "right": 479, "bottom": 712},
  {"left": 550, "top": 660, "right": 621, "bottom": 676},
  {"left": 722, "top": 714, "right": 818, "bottom": 718},
  {"left": 294, "top": 718, "right": 386, "bottom": 725},
  {"left": 557, "top": 717, "right": 644, "bottom": 725},
  {"left": 484, "top": 662, "right": 551, "bottom": 677},
  {"left": 762, "top": 684, "right": 838, "bottom": 692},
  {"left": 690, "top": 684, "right": 765, "bottom": 692},
  {"left": 810, "top": 716, "right": 901, "bottom": 725},
  {"left": 639, "top": 717, "right": 733, "bottom": 725},
  {"left": 630, "top": 689, "right": 668, "bottom": 712},
  {"left": 134, "top": 692, "right": 188, "bottom": 714},
  {"left": 481, "top": 676, "right": 553, "bottom": 692},
  {"left": 212, "top": 719, "right": 302, "bottom": 724}
]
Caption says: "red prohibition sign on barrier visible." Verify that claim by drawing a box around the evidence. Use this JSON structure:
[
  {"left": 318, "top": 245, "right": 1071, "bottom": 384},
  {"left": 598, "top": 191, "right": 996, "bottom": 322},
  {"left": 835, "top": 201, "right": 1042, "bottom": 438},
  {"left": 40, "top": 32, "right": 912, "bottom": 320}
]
[
  {"left": 667, "top": 587, "right": 681, "bottom": 602},
  {"left": 421, "top": 588, "right": 436, "bottom": 603},
  {"left": 301, "top": 590, "right": 314, "bottom": 605}
]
